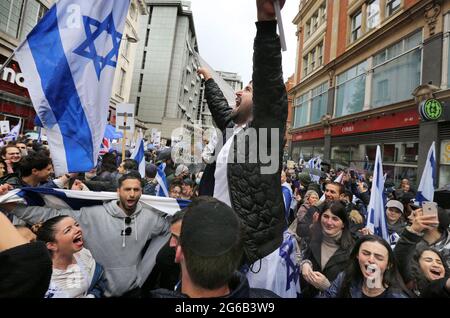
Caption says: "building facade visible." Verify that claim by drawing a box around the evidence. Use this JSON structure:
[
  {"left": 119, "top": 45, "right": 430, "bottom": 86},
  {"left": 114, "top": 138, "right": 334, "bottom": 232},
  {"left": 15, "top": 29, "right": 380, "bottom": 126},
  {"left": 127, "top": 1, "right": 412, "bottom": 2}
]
[
  {"left": 0, "top": 0, "right": 53, "bottom": 131},
  {"left": 130, "top": 0, "right": 202, "bottom": 141},
  {"left": 289, "top": 0, "right": 450, "bottom": 187},
  {"left": 108, "top": 0, "right": 147, "bottom": 130}
]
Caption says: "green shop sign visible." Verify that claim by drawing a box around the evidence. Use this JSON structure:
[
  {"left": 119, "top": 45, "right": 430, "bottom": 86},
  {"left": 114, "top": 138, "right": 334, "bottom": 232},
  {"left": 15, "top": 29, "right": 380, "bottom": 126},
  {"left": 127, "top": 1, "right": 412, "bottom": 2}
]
[{"left": 420, "top": 99, "right": 443, "bottom": 121}]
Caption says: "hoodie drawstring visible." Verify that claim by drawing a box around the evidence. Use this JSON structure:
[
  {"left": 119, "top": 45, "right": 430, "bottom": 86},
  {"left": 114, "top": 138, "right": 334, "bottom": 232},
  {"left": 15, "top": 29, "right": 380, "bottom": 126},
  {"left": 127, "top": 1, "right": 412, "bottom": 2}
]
[
  {"left": 122, "top": 218, "right": 126, "bottom": 248},
  {"left": 135, "top": 213, "right": 138, "bottom": 242}
]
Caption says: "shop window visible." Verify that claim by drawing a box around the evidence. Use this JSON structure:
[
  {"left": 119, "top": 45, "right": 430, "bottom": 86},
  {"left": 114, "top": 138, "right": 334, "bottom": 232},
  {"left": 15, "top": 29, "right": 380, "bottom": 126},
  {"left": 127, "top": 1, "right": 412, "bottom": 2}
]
[
  {"left": 335, "top": 60, "right": 367, "bottom": 117},
  {"left": 440, "top": 140, "right": 450, "bottom": 187}
]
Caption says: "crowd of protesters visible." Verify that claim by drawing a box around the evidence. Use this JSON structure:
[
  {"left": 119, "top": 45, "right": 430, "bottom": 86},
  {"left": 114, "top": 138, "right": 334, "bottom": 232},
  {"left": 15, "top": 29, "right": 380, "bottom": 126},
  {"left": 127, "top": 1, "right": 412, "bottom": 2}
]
[{"left": 0, "top": 0, "right": 449, "bottom": 299}]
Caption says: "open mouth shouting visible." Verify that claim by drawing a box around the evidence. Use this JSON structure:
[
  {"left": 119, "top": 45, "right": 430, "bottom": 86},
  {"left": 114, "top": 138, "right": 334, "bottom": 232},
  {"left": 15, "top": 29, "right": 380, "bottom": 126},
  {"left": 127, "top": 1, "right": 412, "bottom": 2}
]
[{"left": 72, "top": 232, "right": 84, "bottom": 249}]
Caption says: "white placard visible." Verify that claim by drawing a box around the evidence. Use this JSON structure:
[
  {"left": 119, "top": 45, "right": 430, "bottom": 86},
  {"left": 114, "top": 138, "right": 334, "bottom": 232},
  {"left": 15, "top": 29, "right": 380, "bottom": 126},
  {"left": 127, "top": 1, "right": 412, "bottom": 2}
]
[
  {"left": 0, "top": 121, "right": 10, "bottom": 134},
  {"left": 153, "top": 131, "right": 161, "bottom": 147},
  {"left": 116, "top": 103, "right": 135, "bottom": 133}
]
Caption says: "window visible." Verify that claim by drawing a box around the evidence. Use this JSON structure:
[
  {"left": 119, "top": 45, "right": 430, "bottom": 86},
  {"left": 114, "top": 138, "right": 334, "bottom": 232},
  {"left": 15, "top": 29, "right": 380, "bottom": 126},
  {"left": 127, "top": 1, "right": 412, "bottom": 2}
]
[
  {"left": 310, "top": 82, "right": 328, "bottom": 124},
  {"left": 0, "top": 0, "right": 25, "bottom": 38},
  {"left": 122, "top": 39, "right": 130, "bottom": 59},
  {"left": 37, "top": 4, "right": 47, "bottom": 22},
  {"left": 303, "top": 41, "right": 324, "bottom": 77},
  {"left": 141, "top": 51, "right": 147, "bottom": 69},
  {"left": 304, "top": 2, "right": 326, "bottom": 39},
  {"left": 335, "top": 60, "right": 367, "bottom": 117},
  {"left": 367, "top": 0, "right": 380, "bottom": 30},
  {"left": 145, "top": 28, "right": 150, "bottom": 47},
  {"left": 136, "top": 97, "right": 140, "bottom": 116},
  {"left": 371, "top": 31, "right": 422, "bottom": 108},
  {"left": 118, "top": 69, "right": 126, "bottom": 96},
  {"left": 386, "top": 0, "right": 401, "bottom": 17},
  {"left": 148, "top": 6, "right": 153, "bottom": 25},
  {"left": 138, "top": 74, "right": 143, "bottom": 92},
  {"left": 440, "top": 140, "right": 450, "bottom": 187},
  {"left": 351, "top": 11, "right": 362, "bottom": 42},
  {"left": 293, "top": 93, "right": 309, "bottom": 128}
]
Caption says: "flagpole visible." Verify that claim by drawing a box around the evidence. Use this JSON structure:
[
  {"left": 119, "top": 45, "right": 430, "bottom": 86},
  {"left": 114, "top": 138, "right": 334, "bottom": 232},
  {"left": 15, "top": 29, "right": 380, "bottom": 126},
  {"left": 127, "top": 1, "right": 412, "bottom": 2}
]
[
  {"left": 122, "top": 113, "right": 127, "bottom": 162},
  {"left": 0, "top": 38, "right": 27, "bottom": 75}
]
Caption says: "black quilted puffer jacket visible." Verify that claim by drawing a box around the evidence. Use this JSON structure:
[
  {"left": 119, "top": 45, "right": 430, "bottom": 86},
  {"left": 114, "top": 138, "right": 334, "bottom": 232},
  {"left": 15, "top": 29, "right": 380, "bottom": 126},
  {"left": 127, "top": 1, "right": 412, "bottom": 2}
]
[{"left": 199, "top": 21, "right": 287, "bottom": 264}]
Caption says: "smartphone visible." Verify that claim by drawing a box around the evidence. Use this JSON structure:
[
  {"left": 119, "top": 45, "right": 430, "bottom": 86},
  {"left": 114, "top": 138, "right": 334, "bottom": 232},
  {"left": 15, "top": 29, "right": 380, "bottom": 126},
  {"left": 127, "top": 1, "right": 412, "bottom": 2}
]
[{"left": 422, "top": 201, "right": 438, "bottom": 226}]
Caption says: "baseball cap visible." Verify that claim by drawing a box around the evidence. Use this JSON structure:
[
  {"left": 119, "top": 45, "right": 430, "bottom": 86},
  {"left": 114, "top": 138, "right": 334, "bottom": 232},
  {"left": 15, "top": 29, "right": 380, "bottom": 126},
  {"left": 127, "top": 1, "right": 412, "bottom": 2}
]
[
  {"left": 180, "top": 197, "right": 242, "bottom": 257},
  {"left": 386, "top": 200, "right": 404, "bottom": 214}
]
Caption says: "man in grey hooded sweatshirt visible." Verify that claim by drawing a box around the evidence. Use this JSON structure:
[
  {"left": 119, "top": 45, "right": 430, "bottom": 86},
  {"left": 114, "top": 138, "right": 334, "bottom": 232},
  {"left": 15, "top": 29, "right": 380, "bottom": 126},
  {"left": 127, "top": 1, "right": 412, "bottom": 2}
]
[{"left": 1, "top": 172, "right": 170, "bottom": 297}]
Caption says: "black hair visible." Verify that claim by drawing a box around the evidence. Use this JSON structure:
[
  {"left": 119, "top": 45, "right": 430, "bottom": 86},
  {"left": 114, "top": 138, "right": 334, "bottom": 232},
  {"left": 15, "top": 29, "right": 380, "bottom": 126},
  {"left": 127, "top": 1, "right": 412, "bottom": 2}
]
[
  {"left": 410, "top": 247, "right": 450, "bottom": 296},
  {"left": 181, "top": 197, "right": 244, "bottom": 290},
  {"left": 118, "top": 171, "right": 143, "bottom": 188},
  {"left": 327, "top": 182, "right": 345, "bottom": 196},
  {"left": 171, "top": 209, "right": 186, "bottom": 225},
  {"left": 311, "top": 201, "right": 354, "bottom": 250},
  {"left": 18, "top": 153, "right": 52, "bottom": 177},
  {"left": 121, "top": 159, "right": 138, "bottom": 172},
  {"left": 337, "top": 235, "right": 409, "bottom": 298},
  {"left": 35, "top": 215, "right": 71, "bottom": 248}
]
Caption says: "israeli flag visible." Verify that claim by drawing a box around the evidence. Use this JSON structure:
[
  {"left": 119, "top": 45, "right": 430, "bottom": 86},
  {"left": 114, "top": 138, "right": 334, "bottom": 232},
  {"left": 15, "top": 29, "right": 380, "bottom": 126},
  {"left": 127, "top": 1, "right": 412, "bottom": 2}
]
[
  {"left": 246, "top": 231, "right": 300, "bottom": 298},
  {"left": 415, "top": 142, "right": 436, "bottom": 204},
  {"left": 0, "top": 187, "right": 189, "bottom": 217},
  {"left": 366, "top": 146, "right": 389, "bottom": 242},
  {"left": 281, "top": 182, "right": 293, "bottom": 223},
  {"left": 155, "top": 162, "right": 169, "bottom": 197},
  {"left": 131, "top": 134, "right": 145, "bottom": 178},
  {"left": 15, "top": 0, "right": 130, "bottom": 175},
  {"left": 3, "top": 120, "right": 22, "bottom": 142}
]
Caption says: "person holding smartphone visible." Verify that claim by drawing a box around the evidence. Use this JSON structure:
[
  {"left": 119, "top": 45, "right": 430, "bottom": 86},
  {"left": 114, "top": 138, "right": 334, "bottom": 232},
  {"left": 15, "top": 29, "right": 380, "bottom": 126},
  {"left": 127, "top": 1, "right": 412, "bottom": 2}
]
[{"left": 394, "top": 205, "right": 450, "bottom": 277}]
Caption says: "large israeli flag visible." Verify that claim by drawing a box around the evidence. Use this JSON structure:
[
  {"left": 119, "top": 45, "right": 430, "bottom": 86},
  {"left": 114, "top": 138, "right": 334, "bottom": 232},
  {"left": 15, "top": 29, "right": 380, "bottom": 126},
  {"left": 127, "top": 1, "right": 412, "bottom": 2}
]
[
  {"left": 415, "top": 142, "right": 436, "bottom": 204},
  {"left": 366, "top": 146, "right": 389, "bottom": 241},
  {"left": 15, "top": 0, "right": 130, "bottom": 175},
  {"left": 0, "top": 187, "right": 189, "bottom": 217}
]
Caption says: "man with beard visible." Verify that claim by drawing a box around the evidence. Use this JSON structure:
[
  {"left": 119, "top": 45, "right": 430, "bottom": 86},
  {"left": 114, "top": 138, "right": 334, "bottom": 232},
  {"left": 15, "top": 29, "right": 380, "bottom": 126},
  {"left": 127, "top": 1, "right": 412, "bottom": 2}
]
[
  {"left": 1, "top": 171, "right": 169, "bottom": 297},
  {"left": 195, "top": 0, "right": 287, "bottom": 265}
]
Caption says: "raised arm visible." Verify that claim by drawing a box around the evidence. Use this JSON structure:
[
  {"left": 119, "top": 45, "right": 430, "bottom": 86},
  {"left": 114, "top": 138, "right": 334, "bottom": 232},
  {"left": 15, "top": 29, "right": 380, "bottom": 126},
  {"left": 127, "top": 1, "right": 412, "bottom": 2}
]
[
  {"left": 197, "top": 67, "right": 234, "bottom": 132},
  {"left": 252, "top": 0, "right": 287, "bottom": 131}
]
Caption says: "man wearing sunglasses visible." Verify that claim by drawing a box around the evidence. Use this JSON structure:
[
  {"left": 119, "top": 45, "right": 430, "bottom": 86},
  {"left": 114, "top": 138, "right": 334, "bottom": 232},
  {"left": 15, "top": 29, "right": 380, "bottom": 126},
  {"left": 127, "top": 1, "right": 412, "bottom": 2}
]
[{"left": 2, "top": 171, "right": 170, "bottom": 297}]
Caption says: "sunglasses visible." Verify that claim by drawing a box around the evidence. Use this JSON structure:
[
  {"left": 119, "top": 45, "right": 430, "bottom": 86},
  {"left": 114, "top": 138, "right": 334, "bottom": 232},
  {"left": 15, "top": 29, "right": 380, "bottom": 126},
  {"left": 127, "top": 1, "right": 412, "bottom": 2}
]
[{"left": 121, "top": 217, "right": 132, "bottom": 236}]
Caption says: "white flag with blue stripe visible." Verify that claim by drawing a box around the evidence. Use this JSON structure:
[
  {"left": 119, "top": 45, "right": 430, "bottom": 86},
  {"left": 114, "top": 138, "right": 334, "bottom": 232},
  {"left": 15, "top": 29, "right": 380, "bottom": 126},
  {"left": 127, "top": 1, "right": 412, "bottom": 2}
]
[
  {"left": 0, "top": 187, "right": 189, "bottom": 217},
  {"left": 415, "top": 142, "right": 436, "bottom": 204},
  {"left": 366, "top": 145, "right": 389, "bottom": 242},
  {"left": 131, "top": 131, "right": 145, "bottom": 178},
  {"left": 2, "top": 119, "right": 21, "bottom": 142},
  {"left": 15, "top": 0, "right": 130, "bottom": 175},
  {"left": 155, "top": 162, "right": 169, "bottom": 197}
]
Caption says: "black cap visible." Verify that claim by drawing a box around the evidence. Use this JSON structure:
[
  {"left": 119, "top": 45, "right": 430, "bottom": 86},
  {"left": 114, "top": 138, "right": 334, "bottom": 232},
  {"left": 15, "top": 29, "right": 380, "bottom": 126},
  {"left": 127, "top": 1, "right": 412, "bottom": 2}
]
[{"left": 180, "top": 198, "right": 241, "bottom": 257}]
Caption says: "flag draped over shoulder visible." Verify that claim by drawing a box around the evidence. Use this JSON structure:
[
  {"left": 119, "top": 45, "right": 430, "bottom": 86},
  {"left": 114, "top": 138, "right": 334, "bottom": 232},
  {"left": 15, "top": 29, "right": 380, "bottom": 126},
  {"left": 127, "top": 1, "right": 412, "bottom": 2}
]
[
  {"left": 0, "top": 187, "right": 189, "bottom": 216},
  {"left": 366, "top": 145, "right": 389, "bottom": 242},
  {"left": 15, "top": 0, "right": 130, "bottom": 175},
  {"left": 415, "top": 142, "right": 436, "bottom": 204}
]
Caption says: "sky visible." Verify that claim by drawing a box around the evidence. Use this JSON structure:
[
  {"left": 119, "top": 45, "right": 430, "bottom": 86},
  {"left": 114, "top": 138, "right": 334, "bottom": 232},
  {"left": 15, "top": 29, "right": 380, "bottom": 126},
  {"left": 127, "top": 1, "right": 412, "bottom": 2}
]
[{"left": 190, "top": 0, "right": 299, "bottom": 84}]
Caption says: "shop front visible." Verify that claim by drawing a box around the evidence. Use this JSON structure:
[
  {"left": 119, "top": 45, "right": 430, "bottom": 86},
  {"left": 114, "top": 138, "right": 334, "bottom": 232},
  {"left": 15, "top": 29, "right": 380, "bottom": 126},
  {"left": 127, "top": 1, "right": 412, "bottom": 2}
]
[
  {"left": 329, "top": 107, "right": 420, "bottom": 186},
  {"left": 0, "top": 54, "right": 35, "bottom": 131}
]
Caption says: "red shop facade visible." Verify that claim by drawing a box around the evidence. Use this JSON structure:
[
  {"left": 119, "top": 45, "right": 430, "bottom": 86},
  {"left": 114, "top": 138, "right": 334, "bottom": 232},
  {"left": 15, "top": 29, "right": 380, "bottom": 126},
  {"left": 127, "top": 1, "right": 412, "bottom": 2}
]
[
  {"left": 0, "top": 54, "right": 36, "bottom": 132},
  {"left": 291, "top": 107, "right": 421, "bottom": 185}
]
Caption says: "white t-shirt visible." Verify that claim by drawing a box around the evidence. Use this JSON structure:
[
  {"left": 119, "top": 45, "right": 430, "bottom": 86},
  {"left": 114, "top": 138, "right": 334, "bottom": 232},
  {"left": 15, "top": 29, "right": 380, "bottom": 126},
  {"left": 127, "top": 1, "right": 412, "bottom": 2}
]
[
  {"left": 213, "top": 125, "right": 244, "bottom": 207},
  {"left": 45, "top": 248, "right": 96, "bottom": 298}
]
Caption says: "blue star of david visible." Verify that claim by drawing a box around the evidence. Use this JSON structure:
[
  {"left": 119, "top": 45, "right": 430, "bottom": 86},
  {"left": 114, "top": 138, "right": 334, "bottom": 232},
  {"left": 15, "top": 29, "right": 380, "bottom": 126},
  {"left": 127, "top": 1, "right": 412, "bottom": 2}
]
[{"left": 73, "top": 13, "right": 122, "bottom": 80}]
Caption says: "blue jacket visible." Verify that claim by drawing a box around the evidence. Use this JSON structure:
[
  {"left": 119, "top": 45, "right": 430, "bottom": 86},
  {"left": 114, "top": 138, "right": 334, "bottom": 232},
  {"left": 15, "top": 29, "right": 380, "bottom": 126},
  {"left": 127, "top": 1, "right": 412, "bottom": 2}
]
[{"left": 319, "top": 272, "right": 409, "bottom": 298}]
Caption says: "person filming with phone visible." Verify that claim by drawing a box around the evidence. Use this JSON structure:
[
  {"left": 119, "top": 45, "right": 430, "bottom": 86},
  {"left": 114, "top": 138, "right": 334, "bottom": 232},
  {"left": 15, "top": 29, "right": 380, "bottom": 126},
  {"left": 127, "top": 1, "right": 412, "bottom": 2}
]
[{"left": 394, "top": 203, "right": 450, "bottom": 275}]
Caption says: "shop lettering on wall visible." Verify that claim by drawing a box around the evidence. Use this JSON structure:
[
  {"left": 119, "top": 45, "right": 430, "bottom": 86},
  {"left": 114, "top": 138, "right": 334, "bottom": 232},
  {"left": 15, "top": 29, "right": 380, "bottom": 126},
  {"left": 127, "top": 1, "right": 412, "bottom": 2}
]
[
  {"left": 341, "top": 126, "right": 354, "bottom": 133},
  {"left": 1, "top": 66, "right": 26, "bottom": 88}
]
